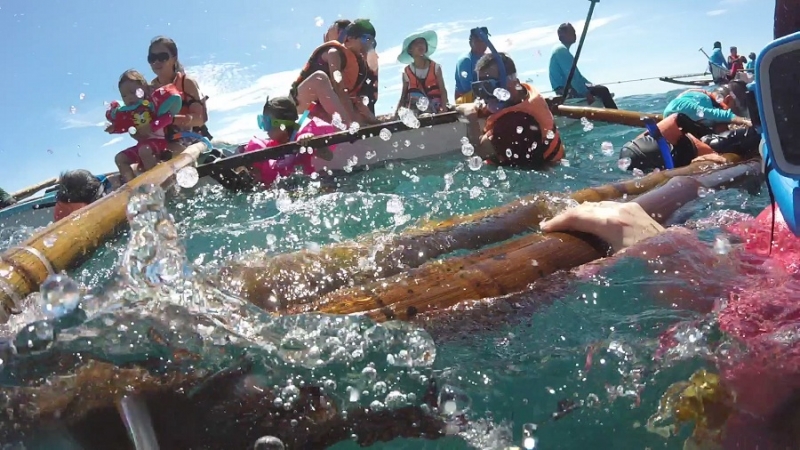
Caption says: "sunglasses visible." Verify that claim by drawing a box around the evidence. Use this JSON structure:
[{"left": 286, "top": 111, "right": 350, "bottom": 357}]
[
  {"left": 257, "top": 114, "right": 296, "bottom": 132},
  {"left": 147, "top": 52, "right": 171, "bottom": 64}
]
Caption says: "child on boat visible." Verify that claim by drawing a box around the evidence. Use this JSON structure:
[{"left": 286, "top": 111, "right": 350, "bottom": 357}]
[
  {"left": 291, "top": 19, "right": 380, "bottom": 128},
  {"left": 239, "top": 96, "right": 337, "bottom": 187},
  {"left": 394, "top": 30, "right": 449, "bottom": 116},
  {"left": 106, "top": 70, "right": 179, "bottom": 183}
]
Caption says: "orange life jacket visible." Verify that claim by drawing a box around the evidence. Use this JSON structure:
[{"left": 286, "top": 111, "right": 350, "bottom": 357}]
[
  {"left": 483, "top": 83, "right": 564, "bottom": 163},
  {"left": 53, "top": 201, "right": 88, "bottom": 221},
  {"left": 292, "top": 41, "right": 366, "bottom": 97},
  {"left": 404, "top": 61, "right": 442, "bottom": 109},
  {"left": 639, "top": 113, "right": 715, "bottom": 156}
]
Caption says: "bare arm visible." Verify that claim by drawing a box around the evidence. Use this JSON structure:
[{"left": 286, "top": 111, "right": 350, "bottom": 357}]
[
  {"left": 456, "top": 103, "right": 494, "bottom": 158},
  {"left": 323, "top": 48, "right": 359, "bottom": 122},
  {"left": 174, "top": 76, "right": 207, "bottom": 128},
  {"left": 395, "top": 76, "right": 409, "bottom": 116},
  {"left": 435, "top": 64, "right": 449, "bottom": 112}
]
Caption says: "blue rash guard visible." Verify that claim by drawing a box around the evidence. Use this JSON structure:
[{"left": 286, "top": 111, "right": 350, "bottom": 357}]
[
  {"left": 454, "top": 51, "right": 481, "bottom": 97},
  {"left": 663, "top": 90, "right": 735, "bottom": 126},
  {"left": 745, "top": 60, "right": 755, "bottom": 71},
  {"left": 709, "top": 47, "right": 728, "bottom": 69},
  {"left": 548, "top": 43, "right": 591, "bottom": 97}
]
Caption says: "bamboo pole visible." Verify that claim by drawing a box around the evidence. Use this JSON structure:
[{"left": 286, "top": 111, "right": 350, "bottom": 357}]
[
  {"left": 221, "top": 155, "right": 744, "bottom": 310},
  {"left": 553, "top": 105, "right": 663, "bottom": 128},
  {"left": 0, "top": 145, "right": 204, "bottom": 322},
  {"left": 10, "top": 177, "right": 59, "bottom": 202},
  {"left": 296, "top": 158, "right": 761, "bottom": 321}
]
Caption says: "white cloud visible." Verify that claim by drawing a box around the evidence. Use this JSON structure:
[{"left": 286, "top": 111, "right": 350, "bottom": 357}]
[
  {"left": 706, "top": 9, "right": 728, "bottom": 16},
  {"left": 102, "top": 136, "right": 125, "bottom": 147}
]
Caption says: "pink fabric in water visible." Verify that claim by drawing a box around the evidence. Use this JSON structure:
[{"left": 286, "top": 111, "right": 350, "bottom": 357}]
[{"left": 242, "top": 117, "right": 339, "bottom": 186}]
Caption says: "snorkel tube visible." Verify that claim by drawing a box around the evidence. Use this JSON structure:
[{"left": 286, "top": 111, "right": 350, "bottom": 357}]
[
  {"left": 469, "top": 28, "right": 509, "bottom": 110},
  {"left": 643, "top": 118, "right": 675, "bottom": 169},
  {"left": 752, "top": 30, "right": 800, "bottom": 235}
]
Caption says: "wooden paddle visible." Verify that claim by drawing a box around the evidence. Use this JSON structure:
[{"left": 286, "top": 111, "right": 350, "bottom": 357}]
[{"left": 195, "top": 111, "right": 461, "bottom": 190}]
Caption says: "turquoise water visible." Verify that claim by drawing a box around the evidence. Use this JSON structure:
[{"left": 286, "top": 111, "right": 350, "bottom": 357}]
[{"left": 4, "top": 89, "right": 770, "bottom": 449}]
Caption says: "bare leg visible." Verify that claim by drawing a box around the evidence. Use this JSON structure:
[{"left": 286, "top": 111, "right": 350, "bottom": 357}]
[
  {"left": 138, "top": 144, "right": 159, "bottom": 172},
  {"left": 295, "top": 71, "right": 354, "bottom": 125},
  {"left": 115, "top": 151, "right": 137, "bottom": 183}
]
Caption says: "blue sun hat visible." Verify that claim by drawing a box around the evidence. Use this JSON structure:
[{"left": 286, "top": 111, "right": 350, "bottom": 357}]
[{"left": 397, "top": 30, "right": 438, "bottom": 64}]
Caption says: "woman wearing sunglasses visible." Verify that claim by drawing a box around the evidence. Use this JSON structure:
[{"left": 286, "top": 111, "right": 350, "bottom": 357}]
[{"left": 148, "top": 36, "right": 213, "bottom": 151}]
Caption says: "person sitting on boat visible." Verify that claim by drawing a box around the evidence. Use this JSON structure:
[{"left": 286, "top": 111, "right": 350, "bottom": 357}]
[
  {"left": 291, "top": 19, "right": 379, "bottom": 128},
  {"left": 746, "top": 52, "right": 757, "bottom": 72},
  {"left": 454, "top": 27, "right": 489, "bottom": 104},
  {"left": 108, "top": 70, "right": 176, "bottom": 183},
  {"left": 148, "top": 36, "right": 213, "bottom": 150},
  {"left": 237, "top": 96, "right": 336, "bottom": 188},
  {"left": 548, "top": 23, "right": 618, "bottom": 109},
  {"left": 707, "top": 41, "right": 730, "bottom": 83},
  {"left": 0, "top": 187, "right": 15, "bottom": 209},
  {"left": 323, "top": 19, "right": 380, "bottom": 116},
  {"left": 324, "top": 19, "right": 351, "bottom": 42},
  {"left": 618, "top": 112, "right": 760, "bottom": 172},
  {"left": 456, "top": 51, "right": 564, "bottom": 168},
  {"left": 53, "top": 170, "right": 113, "bottom": 221},
  {"left": 394, "top": 30, "right": 449, "bottom": 116},
  {"left": 662, "top": 82, "right": 751, "bottom": 132}
]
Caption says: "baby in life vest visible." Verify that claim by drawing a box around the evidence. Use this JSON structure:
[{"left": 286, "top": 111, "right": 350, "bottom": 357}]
[
  {"left": 238, "top": 96, "right": 337, "bottom": 187},
  {"left": 394, "top": 30, "right": 449, "bottom": 116},
  {"left": 106, "top": 70, "right": 180, "bottom": 183}
]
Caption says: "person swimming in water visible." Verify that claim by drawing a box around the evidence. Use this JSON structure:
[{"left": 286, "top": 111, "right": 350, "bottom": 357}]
[{"left": 542, "top": 2, "right": 800, "bottom": 444}]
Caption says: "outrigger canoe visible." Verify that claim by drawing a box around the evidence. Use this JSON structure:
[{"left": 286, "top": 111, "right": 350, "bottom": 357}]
[{"left": 659, "top": 72, "right": 714, "bottom": 87}]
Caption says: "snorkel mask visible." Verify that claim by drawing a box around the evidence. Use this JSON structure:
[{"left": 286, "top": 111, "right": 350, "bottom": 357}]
[
  {"left": 751, "top": 30, "right": 800, "bottom": 236},
  {"left": 257, "top": 110, "right": 311, "bottom": 141},
  {"left": 469, "top": 28, "right": 511, "bottom": 113}
]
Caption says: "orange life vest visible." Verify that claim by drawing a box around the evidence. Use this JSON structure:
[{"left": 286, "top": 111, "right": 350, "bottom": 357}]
[
  {"left": 483, "top": 83, "right": 564, "bottom": 163},
  {"left": 53, "top": 201, "right": 88, "bottom": 222},
  {"left": 639, "top": 113, "right": 715, "bottom": 156},
  {"left": 404, "top": 61, "right": 442, "bottom": 109},
  {"left": 292, "top": 41, "right": 366, "bottom": 97}
]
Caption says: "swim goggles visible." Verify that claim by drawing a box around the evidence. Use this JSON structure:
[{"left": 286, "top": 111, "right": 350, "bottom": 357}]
[{"left": 257, "top": 115, "right": 297, "bottom": 133}]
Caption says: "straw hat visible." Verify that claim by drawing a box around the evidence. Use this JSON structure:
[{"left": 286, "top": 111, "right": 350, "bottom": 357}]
[{"left": 397, "top": 30, "right": 438, "bottom": 64}]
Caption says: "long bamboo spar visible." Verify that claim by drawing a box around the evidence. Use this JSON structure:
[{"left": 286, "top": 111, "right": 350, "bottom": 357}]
[
  {"left": 0, "top": 144, "right": 205, "bottom": 322},
  {"left": 553, "top": 104, "right": 663, "bottom": 127},
  {"left": 300, "top": 158, "right": 761, "bottom": 321},
  {"left": 10, "top": 177, "right": 59, "bottom": 202},
  {"left": 223, "top": 155, "right": 745, "bottom": 310}
]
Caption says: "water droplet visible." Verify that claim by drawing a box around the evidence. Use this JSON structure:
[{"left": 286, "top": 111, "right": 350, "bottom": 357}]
[
  {"left": 546, "top": 130, "right": 555, "bottom": 140},
  {"left": 516, "top": 126, "right": 523, "bottom": 134},
  {"left": 332, "top": 70, "right": 343, "bottom": 83},
  {"left": 522, "top": 423, "right": 539, "bottom": 449},
  {"left": 561, "top": 159, "right": 571, "bottom": 167},
  {"left": 617, "top": 157, "right": 631, "bottom": 171},
  {"left": 601, "top": 141, "right": 614, "bottom": 156},
  {"left": 632, "top": 168, "right": 644, "bottom": 178},
  {"left": 460, "top": 71, "right": 469, "bottom": 79},
  {"left": 266, "top": 234, "right": 277, "bottom": 246},
  {"left": 697, "top": 187, "right": 709, "bottom": 198},
  {"left": 496, "top": 167, "right": 507, "bottom": 180},
  {"left": 468, "top": 156, "right": 483, "bottom": 171},
  {"left": 386, "top": 198, "right": 404, "bottom": 215},
  {"left": 379, "top": 128, "right": 392, "bottom": 141},
  {"left": 43, "top": 234, "right": 57, "bottom": 248},
  {"left": 305, "top": 242, "right": 321, "bottom": 253},
  {"left": 128, "top": 126, "right": 137, "bottom": 135},
  {"left": 275, "top": 191, "right": 293, "bottom": 212},
  {"left": 331, "top": 112, "right": 346, "bottom": 131},
  {"left": 696, "top": 108, "right": 705, "bottom": 118},
  {"left": 38, "top": 274, "right": 81, "bottom": 319},
  {"left": 365, "top": 150, "right": 377, "bottom": 160},
  {"left": 461, "top": 143, "right": 475, "bottom": 157},
  {"left": 135, "top": 88, "right": 145, "bottom": 99},
  {"left": 714, "top": 235, "right": 731, "bottom": 255},
  {"left": 460, "top": 136, "right": 469, "bottom": 145},
  {"left": 506, "top": 148, "right": 513, "bottom": 158},
  {"left": 362, "top": 96, "right": 370, "bottom": 105},
  {"left": 176, "top": 167, "right": 199, "bottom": 188},
  {"left": 404, "top": 140, "right": 411, "bottom": 147},
  {"left": 69, "top": 106, "right": 77, "bottom": 114},
  {"left": 493, "top": 88, "right": 511, "bottom": 101},
  {"left": 398, "top": 107, "right": 420, "bottom": 129},
  {"left": 385, "top": 390, "right": 408, "bottom": 409},
  {"left": 392, "top": 141, "right": 399, "bottom": 148},
  {"left": 348, "top": 121, "right": 361, "bottom": 135},
  {"left": 254, "top": 435, "right": 285, "bottom": 450},
  {"left": 416, "top": 96, "right": 430, "bottom": 112},
  {"left": 347, "top": 385, "right": 361, "bottom": 402},
  {"left": 314, "top": 16, "right": 324, "bottom": 27},
  {"left": 79, "top": 93, "right": 85, "bottom": 100},
  {"left": 582, "top": 119, "right": 594, "bottom": 132},
  {"left": 469, "top": 186, "right": 483, "bottom": 198},
  {"left": 438, "top": 385, "right": 471, "bottom": 416},
  {"left": 370, "top": 400, "right": 385, "bottom": 411}
]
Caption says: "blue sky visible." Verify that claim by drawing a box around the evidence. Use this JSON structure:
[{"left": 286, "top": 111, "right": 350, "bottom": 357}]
[{"left": 0, "top": 0, "right": 773, "bottom": 192}]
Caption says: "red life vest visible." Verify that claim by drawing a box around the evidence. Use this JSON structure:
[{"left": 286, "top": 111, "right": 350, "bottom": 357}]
[{"left": 404, "top": 61, "right": 442, "bottom": 111}]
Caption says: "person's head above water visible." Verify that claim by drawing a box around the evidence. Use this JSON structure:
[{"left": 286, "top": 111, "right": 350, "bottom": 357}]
[
  {"left": 117, "top": 69, "right": 149, "bottom": 107},
  {"left": 56, "top": 170, "right": 104, "bottom": 205},
  {"left": 148, "top": 36, "right": 183, "bottom": 82},
  {"left": 468, "top": 27, "right": 489, "bottom": 56},
  {"left": 558, "top": 23, "right": 577, "bottom": 46},
  {"left": 261, "top": 96, "right": 299, "bottom": 142},
  {"left": 325, "top": 19, "right": 351, "bottom": 42},
  {"left": 343, "top": 19, "right": 376, "bottom": 56}
]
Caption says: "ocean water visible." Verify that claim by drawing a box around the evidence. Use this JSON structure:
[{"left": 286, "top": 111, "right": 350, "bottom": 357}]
[{"left": 1, "top": 89, "right": 771, "bottom": 449}]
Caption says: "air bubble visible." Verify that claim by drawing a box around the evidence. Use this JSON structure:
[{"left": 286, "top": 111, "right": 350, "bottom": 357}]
[
  {"left": 379, "top": 128, "right": 392, "bottom": 140},
  {"left": 468, "top": 156, "right": 483, "bottom": 171},
  {"left": 176, "top": 167, "right": 199, "bottom": 188},
  {"left": 461, "top": 143, "right": 475, "bottom": 157}
]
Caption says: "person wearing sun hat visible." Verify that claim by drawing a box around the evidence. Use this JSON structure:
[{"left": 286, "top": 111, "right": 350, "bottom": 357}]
[{"left": 394, "top": 30, "right": 449, "bottom": 116}]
